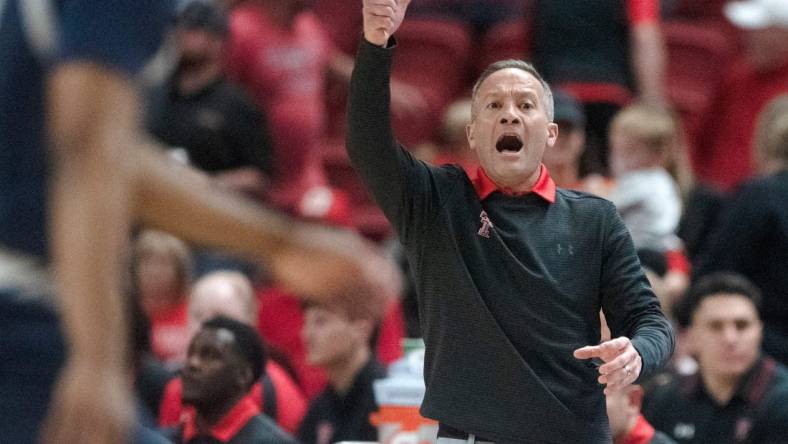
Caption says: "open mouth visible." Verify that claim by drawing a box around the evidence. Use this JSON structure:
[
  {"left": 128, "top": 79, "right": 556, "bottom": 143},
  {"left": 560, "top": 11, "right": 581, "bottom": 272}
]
[{"left": 496, "top": 134, "right": 523, "bottom": 153}]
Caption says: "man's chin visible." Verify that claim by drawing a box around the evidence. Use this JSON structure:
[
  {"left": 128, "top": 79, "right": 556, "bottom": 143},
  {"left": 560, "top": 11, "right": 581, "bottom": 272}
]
[{"left": 486, "top": 164, "right": 535, "bottom": 183}]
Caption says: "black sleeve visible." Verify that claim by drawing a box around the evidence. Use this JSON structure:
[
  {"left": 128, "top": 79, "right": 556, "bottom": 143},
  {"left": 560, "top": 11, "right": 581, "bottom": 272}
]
[
  {"left": 227, "top": 91, "right": 275, "bottom": 177},
  {"left": 346, "top": 38, "right": 442, "bottom": 245},
  {"left": 599, "top": 202, "right": 675, "bottom": 381}
]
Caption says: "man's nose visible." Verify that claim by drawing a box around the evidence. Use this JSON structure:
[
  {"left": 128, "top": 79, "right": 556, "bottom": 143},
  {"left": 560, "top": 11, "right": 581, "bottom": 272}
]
[
  {"left": 185, "top": 353, "right": 201, "bottom": 371},
  {"left": 499, "top": 104, "right": 521, "bottom": 125},
  {"left": 721, "top": 325, "right": 739, "bottom": 344}
]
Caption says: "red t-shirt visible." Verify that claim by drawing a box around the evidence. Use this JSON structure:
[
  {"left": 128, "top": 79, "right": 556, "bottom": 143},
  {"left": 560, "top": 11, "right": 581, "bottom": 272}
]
[
  {"left": 148, "top": 301, "right": 189, "bottom": 367},
  {"left": 692, "top": 59, "right": 788, "bottom": 190},
  {"left": 224, "top": 4, "right": 334, "bottom": 191}
]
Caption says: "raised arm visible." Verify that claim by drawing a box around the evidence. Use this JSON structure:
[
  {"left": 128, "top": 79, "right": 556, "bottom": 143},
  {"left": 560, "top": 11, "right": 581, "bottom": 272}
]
[
  {"left": 44, "top": 62, "right": 139, "bottom": 444},
  {"left": 348, "top": 0, "right": 443, "bottom": 241}
]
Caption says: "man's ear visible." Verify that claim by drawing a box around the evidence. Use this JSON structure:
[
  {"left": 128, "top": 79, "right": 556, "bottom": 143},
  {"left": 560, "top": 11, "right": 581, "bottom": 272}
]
[
  {"left": 237, "top": 364, "right": 254, "bottom": 390},
  {"left": 546, "top": 122, "right": 559, "bottom": 148},
  {"left": 466, "top": 123, "right": 476, "bottom": 151},
  {"left": 352, "top": 318, "right": 376, "bottom": 346}
]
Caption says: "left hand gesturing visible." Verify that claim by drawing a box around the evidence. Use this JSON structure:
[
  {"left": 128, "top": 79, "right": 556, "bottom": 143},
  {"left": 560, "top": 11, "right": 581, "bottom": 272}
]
[{"left": 573, "top": 336, "right": 642, "bottom": 395}]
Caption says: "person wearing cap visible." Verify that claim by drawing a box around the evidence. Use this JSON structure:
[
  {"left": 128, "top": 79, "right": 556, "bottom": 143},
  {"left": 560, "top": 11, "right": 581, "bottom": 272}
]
[
  {"left": 147, "top": 0, "right": 274, "bottom": 200},
  {"left": 347, "top": 1, "right": 674, "bottom": 442},
  {"left": 643, "top": 273, "right": 788, "bottom": 443},
  {"left": 691, "top": 0, "right": 788, "bottom": 191},
  {"left": 541, "top": 88, "right": 611, "bottom": 195}
]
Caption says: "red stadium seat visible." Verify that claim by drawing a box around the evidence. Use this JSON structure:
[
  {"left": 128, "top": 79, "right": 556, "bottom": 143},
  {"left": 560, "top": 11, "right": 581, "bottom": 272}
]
[
  {"left": 318, "top": 140, "right": 392, "bottom": 239},
  {"left": 390, "top": 18, "right": 473, "bottom": 146},
  {"left": 474, "top": 19, "right": 532, "bottom": 77},
  {"left": 313, "top": 0, "right": 363, "bottom": 55},
  {"left": 672, "top": 0, "right": 728, "bottom": 21}
]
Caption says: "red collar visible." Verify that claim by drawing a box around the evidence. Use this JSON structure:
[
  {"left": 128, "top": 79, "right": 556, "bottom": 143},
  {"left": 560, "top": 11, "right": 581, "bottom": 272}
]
[
  {"left": 471, "top": 164, "right": 556, "bottom": 203},
  {"left": 618, "top": 415, "right": 656, "bottom": 444},
  {"left": 182, "top": 393, "right": 260, "bottom": 442}
]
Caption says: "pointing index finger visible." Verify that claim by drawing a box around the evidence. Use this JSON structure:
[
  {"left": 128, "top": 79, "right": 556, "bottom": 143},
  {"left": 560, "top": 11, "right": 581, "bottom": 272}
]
[{"left": 573, "top": 345, "right": 602, "bottom": 360}]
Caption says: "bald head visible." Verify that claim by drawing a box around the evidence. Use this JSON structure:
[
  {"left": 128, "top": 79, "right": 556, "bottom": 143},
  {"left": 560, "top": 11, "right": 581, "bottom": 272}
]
[{"left": 188, "top": 271, "right": 257, "bottom": 339}]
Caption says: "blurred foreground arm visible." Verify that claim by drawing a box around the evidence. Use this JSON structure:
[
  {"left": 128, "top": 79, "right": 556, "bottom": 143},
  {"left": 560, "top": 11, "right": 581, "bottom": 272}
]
[
  {"left": 43, "top": 62, "right": 138, "bottom": 444},
  {"left": 43, "top": 57, "right": 397, "bottom": 443}
]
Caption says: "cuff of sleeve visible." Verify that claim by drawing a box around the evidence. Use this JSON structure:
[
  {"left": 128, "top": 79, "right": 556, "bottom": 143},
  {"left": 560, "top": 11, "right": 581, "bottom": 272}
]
[
  {"left": 630, "top": 337, "right": 651, "bottom": 383},
  {"left": 361, "top": 35, "right": 398, "bottom": 51}
]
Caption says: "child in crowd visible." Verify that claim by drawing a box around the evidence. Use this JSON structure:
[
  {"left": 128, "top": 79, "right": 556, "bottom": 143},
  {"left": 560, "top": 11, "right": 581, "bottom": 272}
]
[{"left": 608, "top": 105, "right": 683, "bottom": 253}]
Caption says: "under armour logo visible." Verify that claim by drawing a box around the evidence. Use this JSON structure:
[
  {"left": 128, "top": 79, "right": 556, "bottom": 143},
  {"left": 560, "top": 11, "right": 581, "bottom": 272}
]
[
  {"left": 478, "top": 210, "right": 493, "bottom": 238},
  {"left": 557, "top": 243, "right": 574, "bottom": 255}
]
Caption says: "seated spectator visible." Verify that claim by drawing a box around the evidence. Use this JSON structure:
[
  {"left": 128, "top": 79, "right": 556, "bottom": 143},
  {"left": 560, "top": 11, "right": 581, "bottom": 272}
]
[
  {"left": 690, "top": 0, "right": 788, "bottom": 190},
  {"left": 298, "top": 299, "right": 386, "bottom": 444},
  {"left": 696, "top": 94, "right": 788, "bottom": 364},
  {"left": 132, "top": 230, "right": 194, "bottom": 368},
  {"left": 166, "top": 316, "right": 297, "bottom": 443},
  {"left": 607, "top": 385, "right": 677, "bottom": 444},
  {"left": 159, "top": 271, "right": 307, "bottom": 435},
  {"left": 643, "top": 273, "right": 788, "bottom": 443},
  {"left": 542, "top": 89, "right": 614, "bottom": 196},
  {"left": 608, "top": 104, "right": 683, "bottom": 253},
  {"left": 146, "top": 0, "right": 273, "bottom": 200}
]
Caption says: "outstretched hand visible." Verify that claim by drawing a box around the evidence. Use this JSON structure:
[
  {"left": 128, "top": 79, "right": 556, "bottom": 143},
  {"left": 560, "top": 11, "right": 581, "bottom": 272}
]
[
  {"left": 574, "top": 336, "right": 642, "bottom": 395},
  {"left": 363, "top": 0, "right": 412, "bottom": 46},
  {"left": 268, "top": 226, "right": 401, "bottom": 319},
  {"left": 40, "top": 362, "right": 133, "bottom": 444}
]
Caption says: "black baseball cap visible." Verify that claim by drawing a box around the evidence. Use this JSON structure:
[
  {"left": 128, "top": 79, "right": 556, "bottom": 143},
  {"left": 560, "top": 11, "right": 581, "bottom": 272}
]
[
  {"left": 553, "top": 89, "right": 585, "bottom": 128},
  {"left": 177, "top": 0, "right": 229, "bottom": 35}
]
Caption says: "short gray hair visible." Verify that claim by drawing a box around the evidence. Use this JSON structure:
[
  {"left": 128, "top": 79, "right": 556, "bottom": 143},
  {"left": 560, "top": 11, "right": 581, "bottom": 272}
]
[{"left": 470, "top": 60, "right": 554, "bottom": 122}]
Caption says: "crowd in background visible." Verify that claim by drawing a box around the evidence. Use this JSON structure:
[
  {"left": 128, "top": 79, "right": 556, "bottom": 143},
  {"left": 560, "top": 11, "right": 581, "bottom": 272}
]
[{"left": 126, "top": 0, "right": 788, "bottom": 442}]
